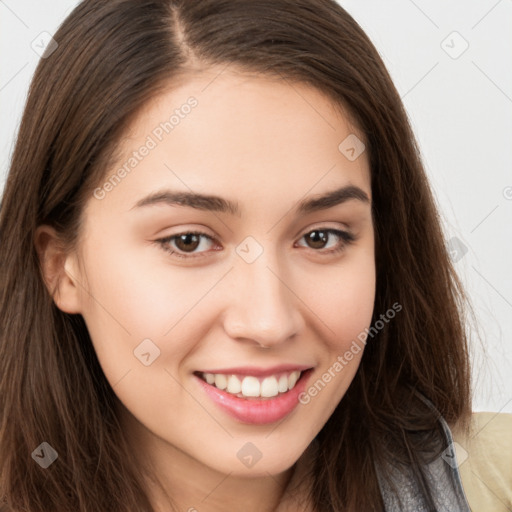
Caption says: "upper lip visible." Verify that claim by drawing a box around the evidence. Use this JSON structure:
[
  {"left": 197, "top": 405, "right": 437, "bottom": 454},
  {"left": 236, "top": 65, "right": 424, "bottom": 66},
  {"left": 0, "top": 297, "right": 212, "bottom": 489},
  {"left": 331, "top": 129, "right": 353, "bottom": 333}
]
[{"left": 195, "top": 364, "right": 313, "bottom": 377}]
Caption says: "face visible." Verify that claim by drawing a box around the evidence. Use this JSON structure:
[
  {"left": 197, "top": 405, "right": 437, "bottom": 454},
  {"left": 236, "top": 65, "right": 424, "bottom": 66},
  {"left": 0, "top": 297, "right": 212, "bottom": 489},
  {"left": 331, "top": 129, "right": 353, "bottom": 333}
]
[{"left": 58, "top": 67, "right": 375, "bottom": 478}]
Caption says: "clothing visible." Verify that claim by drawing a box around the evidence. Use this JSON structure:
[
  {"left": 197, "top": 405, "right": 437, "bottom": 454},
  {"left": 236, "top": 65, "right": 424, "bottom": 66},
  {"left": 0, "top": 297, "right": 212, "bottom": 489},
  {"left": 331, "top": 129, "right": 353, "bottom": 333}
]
[
  {"left": 377, "top": 404, "right": 512, "bottom": 511},
  {"left": 452, "top": 411, "right": 512, "bottom": 512}
]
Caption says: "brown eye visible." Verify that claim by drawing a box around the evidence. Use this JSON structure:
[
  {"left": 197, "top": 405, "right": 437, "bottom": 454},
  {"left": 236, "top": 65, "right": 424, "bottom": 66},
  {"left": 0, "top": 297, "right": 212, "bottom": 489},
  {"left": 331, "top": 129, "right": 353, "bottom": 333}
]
[
  {"left": 304, "top": 230, "right": 330, "bottom": 249},
  {"left": 157, "top": 231, "right": 217, "bottom": 259},
  {"left": 174, "top": 233, "right": 201, "bottom": 252},
  {"left": 297, "top": 228, "right": 356, "bottom": 255}
]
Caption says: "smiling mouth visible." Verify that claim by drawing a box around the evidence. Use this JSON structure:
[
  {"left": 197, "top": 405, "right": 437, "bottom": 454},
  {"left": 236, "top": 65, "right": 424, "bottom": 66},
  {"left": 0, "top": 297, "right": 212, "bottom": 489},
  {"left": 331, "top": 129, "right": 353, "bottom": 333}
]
[
  {"left": 194, "top": 370, "right": 305, "bottom": 399},
  {"left": 194, "top": 368, "right": 314, "bottom": 424}
]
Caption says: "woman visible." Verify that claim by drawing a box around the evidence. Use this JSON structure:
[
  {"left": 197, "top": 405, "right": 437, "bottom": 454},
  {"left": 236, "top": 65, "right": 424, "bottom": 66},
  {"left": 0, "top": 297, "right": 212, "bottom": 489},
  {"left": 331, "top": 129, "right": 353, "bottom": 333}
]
[{"left": 0, "top": 0, "right": 510, "bottom": 510}]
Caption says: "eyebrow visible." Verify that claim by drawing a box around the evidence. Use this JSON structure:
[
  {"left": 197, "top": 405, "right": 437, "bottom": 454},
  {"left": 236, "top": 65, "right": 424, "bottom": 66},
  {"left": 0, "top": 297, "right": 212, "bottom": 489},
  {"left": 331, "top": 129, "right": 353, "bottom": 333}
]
[{"left": 130, "top": 184, "right": 370, "bottom": 216}]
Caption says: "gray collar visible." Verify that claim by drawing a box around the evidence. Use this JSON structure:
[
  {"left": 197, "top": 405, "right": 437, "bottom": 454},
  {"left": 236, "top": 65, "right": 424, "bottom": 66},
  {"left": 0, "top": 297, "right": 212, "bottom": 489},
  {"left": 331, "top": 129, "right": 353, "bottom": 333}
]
[{"left": 376, "top": 394, "right": 471, "bottom": 511}]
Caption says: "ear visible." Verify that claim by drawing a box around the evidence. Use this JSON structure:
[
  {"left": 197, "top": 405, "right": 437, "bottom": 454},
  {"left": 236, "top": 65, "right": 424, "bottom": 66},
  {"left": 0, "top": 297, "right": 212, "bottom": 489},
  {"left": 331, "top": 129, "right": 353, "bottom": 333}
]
[{"left": 34, "top": 225, "right": 83, "bottom": 314}]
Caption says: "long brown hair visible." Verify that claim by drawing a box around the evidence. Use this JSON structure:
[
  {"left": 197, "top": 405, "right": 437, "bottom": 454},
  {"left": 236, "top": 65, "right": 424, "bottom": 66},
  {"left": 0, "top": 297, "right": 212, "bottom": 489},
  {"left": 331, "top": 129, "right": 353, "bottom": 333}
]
[{"left": 0, "top": 0, "right": 472, "bottom": 510}]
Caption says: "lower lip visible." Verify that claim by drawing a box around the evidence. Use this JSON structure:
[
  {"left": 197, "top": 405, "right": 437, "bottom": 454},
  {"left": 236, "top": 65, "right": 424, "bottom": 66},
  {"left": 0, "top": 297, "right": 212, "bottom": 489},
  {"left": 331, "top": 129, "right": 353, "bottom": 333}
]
[{"left": 194, "top": 370, "right": 313, "bottom": 425}]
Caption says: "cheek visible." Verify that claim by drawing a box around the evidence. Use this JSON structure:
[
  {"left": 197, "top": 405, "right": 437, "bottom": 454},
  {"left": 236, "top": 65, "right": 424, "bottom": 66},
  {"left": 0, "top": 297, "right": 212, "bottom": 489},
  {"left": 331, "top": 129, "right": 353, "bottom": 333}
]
[
  {"left": 330, "top": 271, "right": 376, "bottom": 348},
  {"left": 80, "top": 232, "right": 220, "bottom": 337},
  {"left": 77, "top": 241, "right": 210, "bottom": 429},
  {"left": 296, "top": 251, "right": 375, "bottom": 414},
  {"left": 305, "top": 249, "right": 376, "bottom": 347},
  {"left": 77, "top": 235, "right": 231, "bottom": 389}
]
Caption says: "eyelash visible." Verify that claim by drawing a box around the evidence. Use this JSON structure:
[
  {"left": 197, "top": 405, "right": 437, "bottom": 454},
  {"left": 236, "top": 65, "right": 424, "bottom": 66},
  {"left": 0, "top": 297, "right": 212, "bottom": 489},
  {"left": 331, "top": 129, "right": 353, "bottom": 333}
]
[{"left": 156, "top": 228, "right": 356, "bottom": 260}]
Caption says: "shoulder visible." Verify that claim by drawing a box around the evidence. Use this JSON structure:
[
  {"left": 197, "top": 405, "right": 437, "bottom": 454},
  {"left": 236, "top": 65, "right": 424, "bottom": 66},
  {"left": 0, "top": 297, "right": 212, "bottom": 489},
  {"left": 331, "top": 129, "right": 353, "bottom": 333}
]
[{"left": 450, "top": 411, "right": 512, "bottom": 512}]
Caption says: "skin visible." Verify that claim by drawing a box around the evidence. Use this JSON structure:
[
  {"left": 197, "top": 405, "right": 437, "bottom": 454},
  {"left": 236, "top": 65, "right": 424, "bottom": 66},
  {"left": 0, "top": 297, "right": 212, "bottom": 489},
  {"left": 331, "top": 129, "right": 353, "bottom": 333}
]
[{"left": 36, "top": 66, "right": 375, "bottom": 512}]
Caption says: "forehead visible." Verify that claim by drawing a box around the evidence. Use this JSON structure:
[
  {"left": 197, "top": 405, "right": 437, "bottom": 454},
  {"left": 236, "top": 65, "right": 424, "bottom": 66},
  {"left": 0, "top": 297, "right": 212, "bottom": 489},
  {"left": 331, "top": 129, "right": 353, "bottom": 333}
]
[{"left": 89, "top": 67, "right": 371, "bottom": 218}]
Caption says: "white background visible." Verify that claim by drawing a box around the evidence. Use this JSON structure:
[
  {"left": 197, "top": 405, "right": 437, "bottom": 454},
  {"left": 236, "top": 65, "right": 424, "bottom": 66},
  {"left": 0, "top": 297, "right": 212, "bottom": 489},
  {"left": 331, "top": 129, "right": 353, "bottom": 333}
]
[{"left": 1, "top": 1, "right": 511, "bottom": 412}]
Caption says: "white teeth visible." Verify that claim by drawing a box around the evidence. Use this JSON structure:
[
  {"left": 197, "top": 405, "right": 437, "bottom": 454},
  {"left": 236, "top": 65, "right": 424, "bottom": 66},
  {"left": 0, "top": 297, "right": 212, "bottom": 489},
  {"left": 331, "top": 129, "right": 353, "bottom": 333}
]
[
  {"left": 201, "top": 370, "right": 303, "bottom": 398},
  {"left": 214, "top": 374, "right": 227, "bottom": 390},
  {"left": 241, "top": 376, "right": 260, "bottom": 397},
  {"left": 278, "top": 374, "right": 288, "bottom": 393},
  {"left": 227, "top": 375, "right": 242, "bottom": 394},
  {"left": 288, "top": 371, "right": 300, "bottom": 389},
  {"left": 261, "top": 376, "right": 279, "bottom": 397}
]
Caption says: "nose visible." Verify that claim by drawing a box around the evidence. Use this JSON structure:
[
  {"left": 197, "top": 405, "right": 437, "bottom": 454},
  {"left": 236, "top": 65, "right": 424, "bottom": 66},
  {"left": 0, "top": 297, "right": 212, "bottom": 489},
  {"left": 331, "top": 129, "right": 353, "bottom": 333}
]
[{"left": 222, "top": 253, "right": 304, "bottom": 349}]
